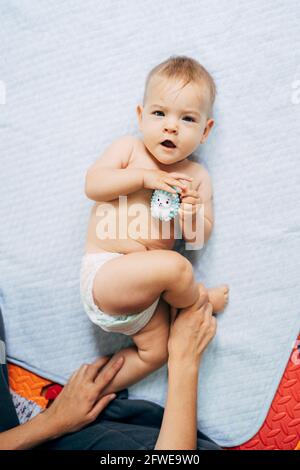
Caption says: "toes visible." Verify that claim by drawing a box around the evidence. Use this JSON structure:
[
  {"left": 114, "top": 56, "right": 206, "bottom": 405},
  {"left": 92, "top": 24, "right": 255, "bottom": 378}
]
[{"left": 220, "top": 284, "right": 229, "bottom": 296}]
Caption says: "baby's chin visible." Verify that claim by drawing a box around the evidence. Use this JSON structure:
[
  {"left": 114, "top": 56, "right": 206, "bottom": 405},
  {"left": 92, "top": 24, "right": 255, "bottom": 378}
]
[
  {"left": 151, "top": 145, "right": 185, "bottom": 165},
  {"left": 154, "top": 156, "right": 175, "bottom": 165}
]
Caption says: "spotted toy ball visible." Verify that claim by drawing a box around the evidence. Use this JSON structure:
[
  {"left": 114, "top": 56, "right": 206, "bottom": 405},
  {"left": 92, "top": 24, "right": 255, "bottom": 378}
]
[{"left": 150, "top": 186, "right": 181, "bottom": 222}]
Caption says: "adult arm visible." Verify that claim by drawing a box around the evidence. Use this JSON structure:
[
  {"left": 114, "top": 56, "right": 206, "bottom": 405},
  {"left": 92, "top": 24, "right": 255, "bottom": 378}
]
[
  {"left": 154, "top": 295, "right": 218, "bottom": 450},
  {"left": 156, "top": 360, "right": 199, "bottom": 450}
]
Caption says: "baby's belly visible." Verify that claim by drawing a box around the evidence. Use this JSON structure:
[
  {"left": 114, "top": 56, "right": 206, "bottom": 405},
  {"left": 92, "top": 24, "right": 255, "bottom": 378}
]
[{"left": 85, "top": 190, "right": 177, "bottom": 253}]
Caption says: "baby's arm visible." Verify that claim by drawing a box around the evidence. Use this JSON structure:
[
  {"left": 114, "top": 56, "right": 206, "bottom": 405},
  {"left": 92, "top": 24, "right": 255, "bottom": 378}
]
[
  {"left": 85, "top": 135, "right": 144, "bottom": 202},
  {"left": 199, "top": 170, "right": 214, "bottom": 244},
  {"left": 179, "top": 167, "right": 214, "bottom": 245}
]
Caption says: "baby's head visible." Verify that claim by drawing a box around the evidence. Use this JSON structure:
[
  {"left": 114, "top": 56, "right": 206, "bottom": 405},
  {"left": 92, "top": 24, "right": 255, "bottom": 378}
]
[{"left": 136, "top": 55, "right": 216, "bottom": 165}]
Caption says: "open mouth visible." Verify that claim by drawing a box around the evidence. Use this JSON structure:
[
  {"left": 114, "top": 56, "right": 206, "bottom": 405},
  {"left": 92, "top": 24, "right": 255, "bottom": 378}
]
[{"left": 161, "top": 139, "right": 176, "bottom": 149}]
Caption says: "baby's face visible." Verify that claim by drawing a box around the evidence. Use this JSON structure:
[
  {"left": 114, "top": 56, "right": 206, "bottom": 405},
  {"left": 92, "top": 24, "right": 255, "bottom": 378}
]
[{"left": 136, "top": 76, "right": 214, "bottom": 165}]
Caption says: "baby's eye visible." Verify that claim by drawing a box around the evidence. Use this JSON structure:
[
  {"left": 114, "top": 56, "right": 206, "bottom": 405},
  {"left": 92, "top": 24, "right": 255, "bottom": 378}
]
[
  {"left": 152, "top": 111, "right": 195, "bottom": 122},
  {"left": 183, "top": 116, "right": 195, "bottom": 122},
  {"left": 166, "top": 201, "right": 169, "bottom": 204}
]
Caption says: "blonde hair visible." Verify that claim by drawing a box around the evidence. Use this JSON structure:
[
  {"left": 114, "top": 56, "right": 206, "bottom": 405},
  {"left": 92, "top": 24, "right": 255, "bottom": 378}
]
[{"left": 143, "top": 55, "right": 216, "bottom": 118}]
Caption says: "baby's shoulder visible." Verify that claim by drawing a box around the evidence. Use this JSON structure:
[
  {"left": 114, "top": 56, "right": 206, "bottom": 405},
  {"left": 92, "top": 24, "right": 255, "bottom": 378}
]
[{"left": 131, "top": 135, "right": 151, "bottom": 156}]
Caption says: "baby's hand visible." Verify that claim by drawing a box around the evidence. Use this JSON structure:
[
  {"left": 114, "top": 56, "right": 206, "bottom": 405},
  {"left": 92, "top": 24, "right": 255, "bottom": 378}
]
[
  {"left": 143, "top": 169, "right": 193, "bottom": 194},
  {"left": 179, "top": 183, "right": 202, "bottom": 217}
]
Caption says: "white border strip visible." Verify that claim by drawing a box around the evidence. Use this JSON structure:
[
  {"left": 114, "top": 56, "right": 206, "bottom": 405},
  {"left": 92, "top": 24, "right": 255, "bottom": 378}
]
[{"left": 0, "top": 340, "right": 6, "bottom": 364}]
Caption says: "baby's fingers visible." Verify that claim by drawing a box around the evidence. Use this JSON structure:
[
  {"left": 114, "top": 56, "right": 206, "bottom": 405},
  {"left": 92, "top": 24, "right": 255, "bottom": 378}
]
[
  {"left": 169, "top": 172, "right": 193, "bottom": 182},
  {"left": 181, "top": 195, "right": 201, "bottom": 205},
  {"left": 161, "top": 183, "right": 178, "bottom": 194},
  {"left": 181, "top": 188, "right": 200, "bottom": 198},
  {"left": 164, "top": 178, "right": 188, "bottom": 191}
]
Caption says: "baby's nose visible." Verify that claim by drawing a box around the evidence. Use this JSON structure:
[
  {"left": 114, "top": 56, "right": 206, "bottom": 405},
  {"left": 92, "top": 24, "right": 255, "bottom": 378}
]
[
  {"left": 165, "top": 127, "right": 177, "bottom": 133},
  {"left": 164, "top": 122, "right": 178, "bottom": 133}
]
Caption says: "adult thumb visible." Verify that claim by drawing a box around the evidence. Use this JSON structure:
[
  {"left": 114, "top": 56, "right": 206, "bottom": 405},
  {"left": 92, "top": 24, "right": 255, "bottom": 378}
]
[{"left": 169, "top": 306, "right": 178, "bottom": 326}]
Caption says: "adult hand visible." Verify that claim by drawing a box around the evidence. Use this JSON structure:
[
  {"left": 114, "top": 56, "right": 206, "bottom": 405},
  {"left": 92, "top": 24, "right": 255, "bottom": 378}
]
[
  {"left": 43, "top": 355, "right": 124, "bottom": 438},
  {"left": 167, "top": 290, "right": 219, "bottom": 368}
]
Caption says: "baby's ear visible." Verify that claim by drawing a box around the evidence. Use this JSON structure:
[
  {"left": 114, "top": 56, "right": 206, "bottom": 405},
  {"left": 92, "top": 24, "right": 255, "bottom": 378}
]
[{"left": 136, "top": 104, "right": 143, "bottom": 129}]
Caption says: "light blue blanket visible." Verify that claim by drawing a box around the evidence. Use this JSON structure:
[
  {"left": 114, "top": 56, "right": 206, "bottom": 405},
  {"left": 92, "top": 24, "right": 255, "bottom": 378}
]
[{"left": 0, "top": 0, "right": 299, "bottom": 447}]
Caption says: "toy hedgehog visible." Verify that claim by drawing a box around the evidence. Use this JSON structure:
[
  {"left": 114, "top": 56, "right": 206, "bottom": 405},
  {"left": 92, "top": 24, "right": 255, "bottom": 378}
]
[{"left": 150, "top": 186, "right": 181, "bottom": 222}]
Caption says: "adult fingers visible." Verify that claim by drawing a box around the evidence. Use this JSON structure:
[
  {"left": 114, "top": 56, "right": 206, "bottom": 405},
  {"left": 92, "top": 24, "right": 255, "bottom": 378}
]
[
  {"left": 94, "top": 356, "right": 125, "bottom": 390},
  {"left": 192, "top": 291, "right": 210, "bottom": 310},
  {"left": 74, "top": 363, "right": 90, "bottom": 382},
  {"left": 169, "top": 306, "right": 178, "bottom": 326},
  {"left": 195, "top": 303, "right": 213, "bottom": 329},
  {"left": 174, "top": 303, "right": 212, "bottom": 336},
  {"left": 177, "top": 293, "right": 210, "bottom": 317},
  {"left": 202, "top": 304, "right": 213, "bottom": 326},
  {"left": 83, "top": 356, "right": 112, "bottom": 382},
  {"left": 68, "top": 368, "right": 80, "bottom": 384},
  {"left": 211, "top": 316, "right": 217, "bottom": 333},
  {"left": 199, "top": 315, "right": 217, "bottom": 350},
  {"left": 88, "top": 393, "right": 117, "bottom": 421},
  {"left": 194, "top": 306, "right": 214, "bottom": 344}
]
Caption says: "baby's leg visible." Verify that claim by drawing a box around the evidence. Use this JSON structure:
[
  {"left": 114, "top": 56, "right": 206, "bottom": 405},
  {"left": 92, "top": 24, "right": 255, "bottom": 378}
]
[
  {"left": 96, "top": 286, "right": 227, "bottom": 398},
  {"left": 92, "top": 249, "right": 200, "bottom": 316},
  {"left": 97, "top": 297, "right": 171, "bottom": 397}
]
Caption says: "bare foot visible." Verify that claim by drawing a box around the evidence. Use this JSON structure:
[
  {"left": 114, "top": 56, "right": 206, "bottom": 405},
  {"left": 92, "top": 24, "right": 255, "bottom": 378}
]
[
  {"left": 171, "top": 284, "right": 229, "bottom": 321},
  {"left": 207, "top": 284, "right": 229, "bottom": 313}
]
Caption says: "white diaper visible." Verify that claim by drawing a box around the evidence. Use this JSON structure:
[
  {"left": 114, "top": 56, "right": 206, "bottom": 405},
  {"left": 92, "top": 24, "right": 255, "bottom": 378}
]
[{"left": 80, "top": 251, "right": 160, "bottom": 336}]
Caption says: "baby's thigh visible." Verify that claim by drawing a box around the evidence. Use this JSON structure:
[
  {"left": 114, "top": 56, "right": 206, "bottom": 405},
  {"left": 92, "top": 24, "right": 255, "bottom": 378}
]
[
  {"left": 132, "top": 297, "right": 170, "bottom": 367},
  {"left": 92, "top": 249, "right": 186, "bottom": 315}
]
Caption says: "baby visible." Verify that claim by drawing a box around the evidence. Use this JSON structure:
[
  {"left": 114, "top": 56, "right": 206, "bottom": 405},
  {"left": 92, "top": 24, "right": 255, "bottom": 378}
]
[{"left": 80, "top": 55, "right": 229, "bottom": 396}]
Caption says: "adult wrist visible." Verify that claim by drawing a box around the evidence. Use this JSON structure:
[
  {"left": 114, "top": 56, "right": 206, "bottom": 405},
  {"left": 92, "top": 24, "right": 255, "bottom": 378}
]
[
  {"left": 37, "top": 407, "right": 65, "bottom": 441},
  {"left": 167, "top": 356, "right": 201, "bottom": 376}
]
